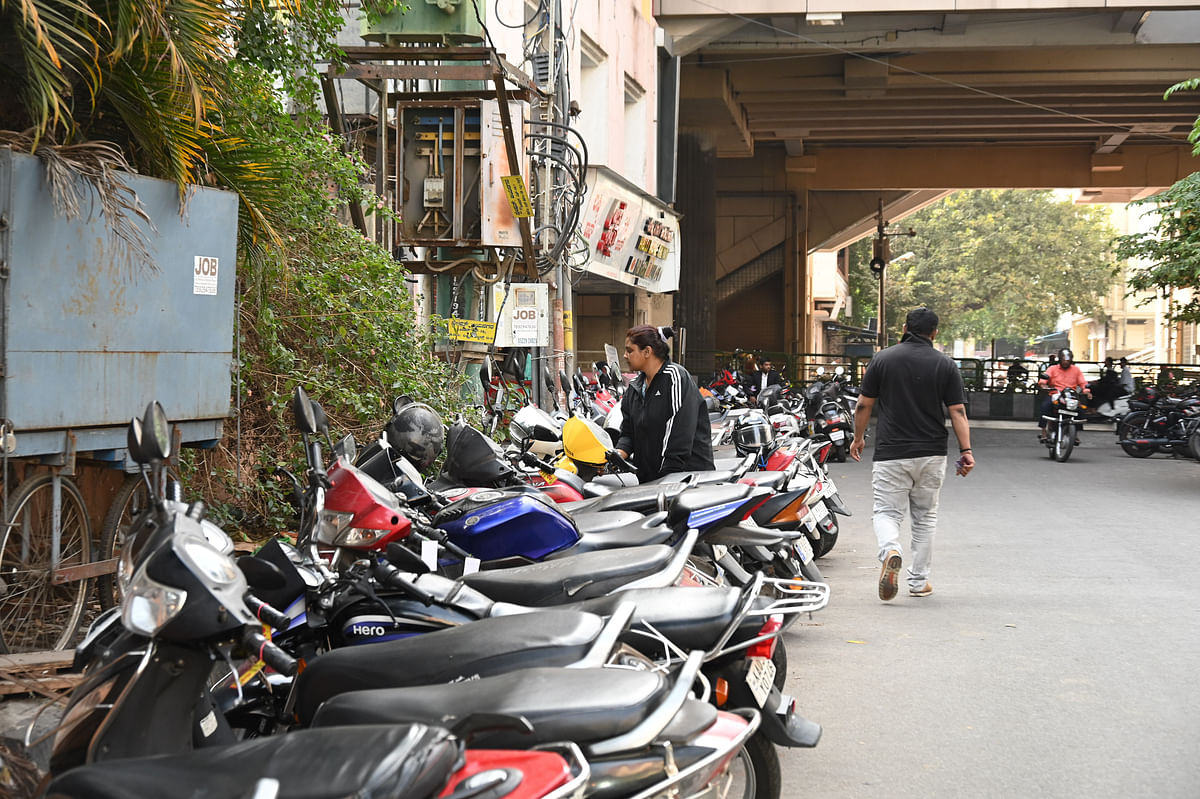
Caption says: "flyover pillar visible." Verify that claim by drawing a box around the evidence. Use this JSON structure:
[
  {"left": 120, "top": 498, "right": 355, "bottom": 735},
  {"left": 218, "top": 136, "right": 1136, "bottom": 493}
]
[{"left": 676, "top": 133, "right": 717, "bottom": 376}]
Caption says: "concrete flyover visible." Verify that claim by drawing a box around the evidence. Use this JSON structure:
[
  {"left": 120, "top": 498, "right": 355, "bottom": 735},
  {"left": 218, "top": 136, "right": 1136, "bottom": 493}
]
[{"left": 652, "top": 2, "right": 1200, "bottom": 368}]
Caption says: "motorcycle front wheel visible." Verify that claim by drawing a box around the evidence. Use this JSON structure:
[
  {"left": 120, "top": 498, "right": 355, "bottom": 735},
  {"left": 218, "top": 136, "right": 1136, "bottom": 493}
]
[
  {"left": 1117, "top": 411, "right": 1156, "bottom": 458},
  {"left": 1055, "top": 422, "right": 1075, "bottom": 462}
]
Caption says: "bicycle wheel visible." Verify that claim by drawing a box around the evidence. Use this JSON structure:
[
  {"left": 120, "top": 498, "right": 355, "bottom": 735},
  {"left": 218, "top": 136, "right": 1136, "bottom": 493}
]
[
  {"left": 0, "top": 474, "right": 93, "bottom": 652},
  {"left": 96, "top": 474, "right": 162, "bottom": 610}
]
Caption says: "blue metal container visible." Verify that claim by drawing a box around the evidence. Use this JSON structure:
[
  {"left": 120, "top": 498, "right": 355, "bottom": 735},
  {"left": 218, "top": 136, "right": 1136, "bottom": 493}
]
[{"left": 0, "top": 148, "right": 237, "bottom": 460}]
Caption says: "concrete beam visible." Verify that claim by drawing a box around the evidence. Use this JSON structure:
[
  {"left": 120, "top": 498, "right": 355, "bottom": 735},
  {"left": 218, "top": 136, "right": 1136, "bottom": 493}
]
[
  {"left": 680, "top": 67, "right": 754, "bottom": 157},
  {"left": 786, "top": 144, "right": 1197, "bottom": 190},
  {"left": 807, "top": 190, "right": 952, "bottom": 252}
]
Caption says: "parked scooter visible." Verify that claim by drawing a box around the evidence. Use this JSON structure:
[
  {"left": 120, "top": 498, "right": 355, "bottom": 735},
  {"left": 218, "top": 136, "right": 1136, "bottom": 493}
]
[{"left": 45, "top": 402, "right": 591, "bottom": 799}]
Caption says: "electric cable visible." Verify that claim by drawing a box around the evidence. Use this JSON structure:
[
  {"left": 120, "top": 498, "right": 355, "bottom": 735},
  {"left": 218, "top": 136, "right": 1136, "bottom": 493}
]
[{"left": 494, "top": 0, "right": 545, "bottom": 29}]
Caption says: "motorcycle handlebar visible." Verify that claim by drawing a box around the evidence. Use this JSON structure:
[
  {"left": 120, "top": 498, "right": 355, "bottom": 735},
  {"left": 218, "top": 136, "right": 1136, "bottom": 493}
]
[
  {"left": 242, "top": 627, "right": 298, "bottom": 677},
  {"left": 243, "top": 592, "right": 291, "bottom": 631},
  {"left": 371, "top": 559, "right": 436, "bottom": 606}
]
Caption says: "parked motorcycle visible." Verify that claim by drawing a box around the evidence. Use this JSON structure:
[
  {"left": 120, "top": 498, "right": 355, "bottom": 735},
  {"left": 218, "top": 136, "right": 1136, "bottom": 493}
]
[
  {"left": 1115, "top": 386, "right": 1200, "bottom": 458},
  {"left": 46, "top": 402, "right": 591, "bottom": 799}
]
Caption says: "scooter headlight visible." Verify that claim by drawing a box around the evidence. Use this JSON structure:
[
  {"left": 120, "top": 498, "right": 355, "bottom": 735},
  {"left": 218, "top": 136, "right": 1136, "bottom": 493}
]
[
  {"left": 178, "top": 537, "right": 240, "bottom": 586},
  {"left": 122, "top": 569, "right": 186, "bottom": 637}
]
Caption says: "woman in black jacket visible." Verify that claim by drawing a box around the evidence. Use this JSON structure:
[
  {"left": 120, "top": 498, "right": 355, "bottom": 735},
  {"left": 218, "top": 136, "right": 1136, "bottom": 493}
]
[{"left": 615, "top": 325, "right": 714, "bottom": 483}]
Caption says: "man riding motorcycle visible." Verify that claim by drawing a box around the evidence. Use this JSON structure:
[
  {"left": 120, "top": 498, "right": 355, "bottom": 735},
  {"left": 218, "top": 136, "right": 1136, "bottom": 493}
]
[{"left": 1038, "top": 348, "right": 1090, "bottom": 444}]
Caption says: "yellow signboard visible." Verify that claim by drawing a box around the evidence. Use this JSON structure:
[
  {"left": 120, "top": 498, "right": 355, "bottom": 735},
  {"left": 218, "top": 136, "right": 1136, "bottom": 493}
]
[
  {"left": 500, "top": 175, "right": 534, "bottom": 219},
  {"left": 447, "top": 318, "right": 497, "bottom": 344}
]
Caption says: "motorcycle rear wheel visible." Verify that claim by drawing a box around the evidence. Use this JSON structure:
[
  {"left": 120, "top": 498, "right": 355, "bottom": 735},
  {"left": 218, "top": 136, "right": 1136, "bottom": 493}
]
[
  {"left": 813, "top": 514, "right": 838, "bottom": 558},
  {"left": 1191, "top": 428, "right": 1200, "bottom": 462},
  {"left": 726, "top": 731, "right": 782, "bottom": 799},
  {"left": 1054, "top": 422, "right": 1074, "bottom": 462},
  {"left": 1117, "top": 411, "right": 1156, "bottom": 458}
]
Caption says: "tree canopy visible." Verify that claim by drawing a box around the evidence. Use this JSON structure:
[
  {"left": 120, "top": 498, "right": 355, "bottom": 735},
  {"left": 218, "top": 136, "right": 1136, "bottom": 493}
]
[
  {"left": 849, "top": 190, "right": 1118, "bottom": 344},
  {"left": 1111, "top": 78, "right": 1200, "bottom": 325}
]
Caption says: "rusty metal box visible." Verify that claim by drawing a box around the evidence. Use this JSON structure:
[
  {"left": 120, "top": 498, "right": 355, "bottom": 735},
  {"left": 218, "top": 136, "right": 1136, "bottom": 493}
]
[{"left": 0, "top": 148, "right": 237, "bottom": 458}]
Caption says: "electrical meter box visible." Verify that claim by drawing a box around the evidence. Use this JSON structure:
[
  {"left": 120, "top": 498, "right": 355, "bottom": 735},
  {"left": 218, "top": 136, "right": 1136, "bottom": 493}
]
[
  {"left": 363, "top": 0, "right": 485, "bottom": 44},
  {"left": 397, "top": 99, "right": 528, "bottom": 248}
]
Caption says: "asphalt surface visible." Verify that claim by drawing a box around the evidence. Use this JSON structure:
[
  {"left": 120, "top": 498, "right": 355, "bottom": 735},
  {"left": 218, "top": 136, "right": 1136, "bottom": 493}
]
[{"left": 780, "top": 426, "right": 1200, "bottom": 799}]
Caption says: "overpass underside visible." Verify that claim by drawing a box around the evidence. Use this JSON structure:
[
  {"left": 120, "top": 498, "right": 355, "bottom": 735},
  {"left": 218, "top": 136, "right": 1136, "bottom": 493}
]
[{"left": 657, "top": 3, "right": 1200, "bottom": 371}]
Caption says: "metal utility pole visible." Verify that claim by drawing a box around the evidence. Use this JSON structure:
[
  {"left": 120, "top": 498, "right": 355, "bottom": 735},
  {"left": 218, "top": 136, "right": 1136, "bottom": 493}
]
[
  {"left": 870, "top": 199, "right": 889, "bottom": 349},
  {"left": 869, "top": 198, "right": 916, "bottom": 349}
]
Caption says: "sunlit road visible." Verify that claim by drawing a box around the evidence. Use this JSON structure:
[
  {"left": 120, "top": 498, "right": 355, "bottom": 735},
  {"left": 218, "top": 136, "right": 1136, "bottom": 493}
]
[{"left": 779, "top": 426, "right": 1200, "bottom": 799}]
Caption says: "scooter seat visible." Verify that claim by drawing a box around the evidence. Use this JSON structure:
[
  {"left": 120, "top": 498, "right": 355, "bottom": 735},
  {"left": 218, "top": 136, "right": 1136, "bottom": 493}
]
[
  {"left": 572, "top": 510, "right": 646, "bottom": 533},
  {"left": 48, "top": 723, "right": 460, "bottom": 799},
  {"left": 293, "top": 610, "right": 605, "bottom": 725},
  {"left": 667, "top": 484, "right": 753, "bottom": 528},
  {"left": 563, "top": 483, "right": 687, "bottom": 515},
  {"left": 562, "top": 512, "right": 675, "bottom": 555},
  {"left": 571, "top": 586, "right": 746, "bottom": 650},
  {"left": 464, "top": 542, "right": 674, "bottom": 605},
  {"left": 654, "top": 470, "right": 737, "bottom": 485},
  {"left": 311, "top": 667, "right": 671, "bottom": 748},
  {"left": 741, "top": 470, "right": 789, "bottom": 491},
  {"left": 713, "top": 457, "right": 743, "bottom": 471}
]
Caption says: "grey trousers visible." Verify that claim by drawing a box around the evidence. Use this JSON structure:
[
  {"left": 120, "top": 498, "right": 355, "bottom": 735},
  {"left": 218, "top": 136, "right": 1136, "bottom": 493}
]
[{"left": 872, "top": 455, "right": 947, "bottom": 589}]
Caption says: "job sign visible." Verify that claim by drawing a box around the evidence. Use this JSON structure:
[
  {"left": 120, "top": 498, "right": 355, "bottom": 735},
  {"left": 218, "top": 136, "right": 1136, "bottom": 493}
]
[{"left": 194, "top": 256, "right": 219, "bottom": 296}]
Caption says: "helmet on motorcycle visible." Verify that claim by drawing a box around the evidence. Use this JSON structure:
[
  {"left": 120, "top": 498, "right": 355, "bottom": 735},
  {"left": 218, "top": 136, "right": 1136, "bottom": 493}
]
[
  {"left": 1057, "top": 348, "right": 1074, "bottom": 366},
  {"left": 733, "top": 410, "right": 775, "bottom": 457},
  {"left": 509, "top": 406, "right": 562, "bottom": 457},
  {"left": 384, "top": 402, "right": 444, "bottom": 471}
]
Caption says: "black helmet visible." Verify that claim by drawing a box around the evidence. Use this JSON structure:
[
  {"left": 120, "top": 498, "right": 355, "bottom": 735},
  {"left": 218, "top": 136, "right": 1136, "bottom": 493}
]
[
  {"left": 384, "top": 402, "right": 444, "bottom": 471},
  {"left": 1058, "top": 348, "right": 1074, "bottom": 365},
  {"left": 733, "top": 410, "right": 775, "bottom": 457}
]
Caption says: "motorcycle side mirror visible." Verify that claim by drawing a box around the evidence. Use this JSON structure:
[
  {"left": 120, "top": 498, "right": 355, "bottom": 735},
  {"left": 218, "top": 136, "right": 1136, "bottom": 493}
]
[
  {"left": 291, "top": 386, "right": 318, "bottom": 434},
  {"left": 309, "top": 400, "right": 330, "bottom": 435},
  {"left": 815, "top": 366, "right": 826, "bottom": 376},
  {"left": 237, "top": 556, "right": 287, "bottom": 591},
  {"left": 126, "top": 417, "right": 147, "bottom": 465},
  {"left": 385, "top": 542, "right": 431, "bottom": 574},
  {"left": 333, "top": 433, "right": 356, "bottom": 462},
  {"left": 834, "top": 365, "right": 845, "bottom": 376},
  {"left": 140, "top": 401, "right": 171, "bottom": 463},
  {"left": 559, "top": 370, "right": 572, "bottom": 395}
]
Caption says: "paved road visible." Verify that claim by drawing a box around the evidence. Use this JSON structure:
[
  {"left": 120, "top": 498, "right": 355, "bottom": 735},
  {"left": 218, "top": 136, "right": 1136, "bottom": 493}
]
[{"left": 779, "top": 427, "right": 1200, "bottom": 799}]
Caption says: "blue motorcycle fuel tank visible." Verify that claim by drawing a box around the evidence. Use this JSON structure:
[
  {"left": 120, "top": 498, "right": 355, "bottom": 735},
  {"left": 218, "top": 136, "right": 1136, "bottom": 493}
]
[{"left": 434, "top": 488, "right": 580, "bottom": 561}]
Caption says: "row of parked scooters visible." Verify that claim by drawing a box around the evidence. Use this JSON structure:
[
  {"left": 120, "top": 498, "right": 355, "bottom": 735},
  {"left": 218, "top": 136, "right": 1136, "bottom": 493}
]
[{"left": 41, "top": 381, "right": 857, "bottom": 799}]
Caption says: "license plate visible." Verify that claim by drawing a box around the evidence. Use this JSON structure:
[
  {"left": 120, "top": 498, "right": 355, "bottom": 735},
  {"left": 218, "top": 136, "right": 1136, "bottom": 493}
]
[
  {"left": 829, "top": 429, "right": 845, "bottom": 442},
  {"left": 795, "top": 535, "right": 814, "bottom": 563},
  {"left": 746, "top": 656, "right": 776, "bottom": 707},
  {"left": 811, "top": 501, "right": 831, "bottom": 523},
  {"left": 802, "top": 512, "right": 817, "bottom": 531}
]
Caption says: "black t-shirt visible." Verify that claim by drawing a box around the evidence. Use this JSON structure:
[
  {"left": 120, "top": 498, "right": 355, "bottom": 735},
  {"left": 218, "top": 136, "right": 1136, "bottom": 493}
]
[{"left": 859, "top": 333, "right": 966, "bottom": 461}]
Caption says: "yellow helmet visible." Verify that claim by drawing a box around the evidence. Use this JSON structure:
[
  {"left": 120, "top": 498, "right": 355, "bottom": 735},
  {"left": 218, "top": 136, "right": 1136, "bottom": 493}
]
[{"left": 562, "top": 416, "right": 612, "bottom": 468}]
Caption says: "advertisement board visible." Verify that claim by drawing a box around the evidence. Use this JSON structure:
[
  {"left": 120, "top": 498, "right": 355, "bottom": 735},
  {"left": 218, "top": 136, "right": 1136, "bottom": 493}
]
[
  {"left": 578, "top": 166, "right": 681, "bottom": 293},
  {"left": 491, "top": 282, "right": 549, "bottom": 347}
]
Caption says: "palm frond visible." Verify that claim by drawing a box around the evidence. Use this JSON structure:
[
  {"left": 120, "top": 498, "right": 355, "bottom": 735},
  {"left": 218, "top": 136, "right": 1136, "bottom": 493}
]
[{"left": 0, "top": 129, "right": 155, "bottom": 277}]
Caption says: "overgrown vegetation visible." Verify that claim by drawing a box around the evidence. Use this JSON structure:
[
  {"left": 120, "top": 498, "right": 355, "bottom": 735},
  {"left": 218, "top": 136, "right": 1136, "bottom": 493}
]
[{"left": 2, "top": 0, "right": 464, "bottom": 537}]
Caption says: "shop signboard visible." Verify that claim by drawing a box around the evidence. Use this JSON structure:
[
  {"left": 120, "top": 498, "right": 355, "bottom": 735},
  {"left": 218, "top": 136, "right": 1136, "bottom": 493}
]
[{"left": 578, "top": 166, "right": 680, "bottom": 293}]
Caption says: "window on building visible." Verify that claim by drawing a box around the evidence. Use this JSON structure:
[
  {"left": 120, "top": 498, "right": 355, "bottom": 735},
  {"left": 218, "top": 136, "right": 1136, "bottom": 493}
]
[
  {"left": 624, "top": 74, "right": 646, "bottom": 186},
  {"left": 578, "top": 33, "right": 608, "bottom": 166}
]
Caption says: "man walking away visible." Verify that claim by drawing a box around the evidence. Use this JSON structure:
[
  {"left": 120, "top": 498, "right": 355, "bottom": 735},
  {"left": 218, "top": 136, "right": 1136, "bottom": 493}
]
[{"left": 849, "top": 308, "right": 975, "bottom": 601}]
